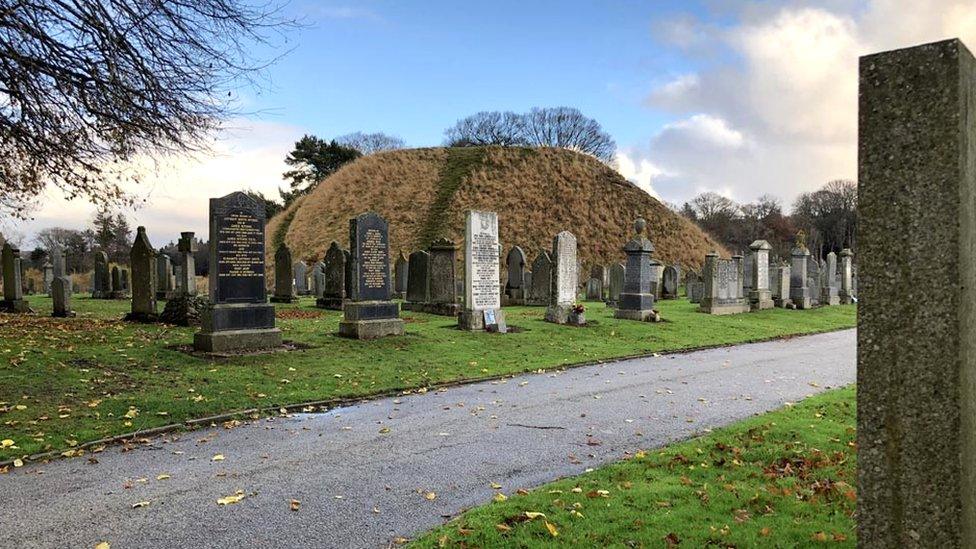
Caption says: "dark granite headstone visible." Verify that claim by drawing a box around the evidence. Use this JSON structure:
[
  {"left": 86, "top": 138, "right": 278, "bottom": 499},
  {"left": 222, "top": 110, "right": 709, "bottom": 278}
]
[
  {"left": 1, "top": 242, "right": 29, "bottom": 312},
  {"left": 338, "top": 213, "right": 403, "bottom": 339},
  {"left": 404, "top": 250, "right": 429, "bottom": 306},
  {"left": 110, "top": 266, "right": 126, "bottom": 299},
  {"left": 316, "top": 242, "right": 346, "bottom": 309},
  {"left": 393, "top": 252, "right": 408, "bottom": 300},
  {"left": 270, "top": 243, "right": 297, "bottom": 303},
  {"left": 425, "top": 238, "right": 459, "bottom": 316},
  {"left": 527, "top": 250, "right": 551, "bottom": 306},
  {"left": 125, "top": 226, "right": 158, "bottom": 322},
  {"left": 92, "top": 251, "right": 110, "bottom": 298},
  {"left": 614, "top": 219, "right": 658, "bottom": 321},
  {"left": 51, "top": 276, "right": 74, "bottom": 317},
  {"left": 193, "top": 191, "right": 281, "bottom": 352},
  {"left": 504, "top": 246, "right": 527, "bottom": 304}
]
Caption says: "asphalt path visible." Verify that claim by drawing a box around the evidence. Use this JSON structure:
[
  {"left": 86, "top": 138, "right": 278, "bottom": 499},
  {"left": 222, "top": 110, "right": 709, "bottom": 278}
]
[{"left": 0, "top": 329, "right": 856, "bottom": 548}]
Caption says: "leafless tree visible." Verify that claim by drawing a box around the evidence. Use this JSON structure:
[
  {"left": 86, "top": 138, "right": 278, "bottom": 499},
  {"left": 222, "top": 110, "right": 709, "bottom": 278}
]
[
  {"left": 521, "top": 107, "right": 616, "bottom": 163},
  {"left": 444, "top": 111, "right": 526, "bottom": 147},
  {"left": 0, "top": 0, "right": 297, "bottom": 218},
  {"left": 336, "top": 132, "right": 406, "bottom": 155}
]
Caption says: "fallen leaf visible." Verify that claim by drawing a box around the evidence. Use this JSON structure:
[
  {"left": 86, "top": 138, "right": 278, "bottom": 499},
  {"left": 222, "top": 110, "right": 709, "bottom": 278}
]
[
  {"left": 544, "top": 521, "right": 559, "bottom": 537},
  {"left": 131, "top": 501, "right": 150, "bottom": 508},
  {"left": 493, "top": 493, "right": 508, "bottom": 502},
  {"left": 424, "top": 492, "right": 437, "bottom": 501},
  {"left": 217, "top": 491, "right": 245, "bottom": 506},
  {"left": 211, "top": 454, "right": 225, "bottom": 462},
  {"left": 1, "top": 439, "right": 13, "bottom": 448},
  {"left": 95, "top": 543, "right": 110, "bottom": 549},
  {"left": 13, "top": 459, "right": 23, "bottom": 468},
  {"left": 524, "top": 512, "right": 546, "bottom": 520},
  {"left": 495, "top": 523, "right": 511, "bottom": 533},
  {"left": 290, "top": 499, "right": 301, "bottom": 511},
  {"left": 156, "top": 474, "right": 170, "bottom": 481}
]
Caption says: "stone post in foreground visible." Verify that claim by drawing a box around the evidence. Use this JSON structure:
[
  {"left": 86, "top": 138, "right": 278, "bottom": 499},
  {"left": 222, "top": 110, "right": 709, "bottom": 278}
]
[{"left": 858, "top": 38, "right": 976, "bottom": 548}]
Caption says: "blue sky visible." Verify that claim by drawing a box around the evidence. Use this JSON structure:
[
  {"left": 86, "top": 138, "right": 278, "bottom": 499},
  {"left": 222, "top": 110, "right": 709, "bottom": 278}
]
[
  {"left": 11, "top": 0, "right": 976, "bottom": 245},
  {"left": 247, "top": 0, "right": 710, "bottom": 147}
]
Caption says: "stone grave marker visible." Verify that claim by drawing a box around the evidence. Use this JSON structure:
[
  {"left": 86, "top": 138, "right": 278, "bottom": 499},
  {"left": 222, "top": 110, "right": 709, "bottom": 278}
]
[
  {"left": 125, "top": 226, "right": 158, "bottom": 322},
  {"left": 789, "top": 232, "right": 815, "bottom": 309},
  {"left": 615, "top": 218, "right": 658, "bottom": 321},
  {"left": 317, "top": 242, "right": 346, "bottom": 310},
  {"left": 544, "top": 231, "right": 581, "bottom": 325},
  {"left": 393, "top": 252, "right": 408, "bottom": 300},
  {"left": 312, "top": 261, "right": 326, "bottom": 298},
  {"left": 527, "top": 250, "right": 551, "bottom": 306},
  {"left": 607, "top": 262, "right": 625, "bottom": 307},
  {"left": 748, "top": 240, "right": 774, "bottom": 310},
  {"left": 821, "top": 251, "right": 840, "bottom": 306},
  {"left": 773, "top": 263, "right": 793, "bottom": 308},
  {"left": 404, "top": 250, "right": 430, "bottom": 309},
  {"left": 155, "top": 254, "right": 173, "bottom": 300},
  {"left": 504, "top": 246, "right": 528, "bottom": 305},
  {"left": 110, "top": 266, "right": 126, "bottom": 299},
  {"left": 294, "top": 260, "right": 309, "bottom": 295},
  {"left": 858, "top": 39, "right": 976, "bottom": 547},
  {"left": 839, "top": 248, "right": 854, "bottom": 303},
  {"left": 52, "top": 276, "right": 74, "bottom": 317},
  {"left": 176, "top": 232, "right": 197, "bottom": 297},
  {"left": 699, "top": 252, "right": 749, "bottom": 315},
  {"left": 193, "top": 191, "right": 281, "bottom": 352},
  {"left": 338, "top": 212, "right": 404, "bottom": 339},
  {"left": 270, "top": 244, "right": 297, "bottom": 303},
  {"left": 425, "top": 238, "right": 460, "bottom": 316},
  {"left": 459, "top": 211, "right": 505, "bottom": 331},
  {"left": 661, "top": 265, "right": 680, "bottom": 300},
  {"left": 1, "top": 242, "right": 29, "bottom": 312},
  {"left": 92, "top": 251, "right": 110, "bottom": 299},
  {"left": 42, "top": 261, "right": 53, "bottom": 295}
]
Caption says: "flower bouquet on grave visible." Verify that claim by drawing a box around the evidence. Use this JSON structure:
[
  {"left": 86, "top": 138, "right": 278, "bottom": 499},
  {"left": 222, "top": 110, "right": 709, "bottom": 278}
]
[{"left": 570, "top": 302, "right": 586, "bottom": 326}]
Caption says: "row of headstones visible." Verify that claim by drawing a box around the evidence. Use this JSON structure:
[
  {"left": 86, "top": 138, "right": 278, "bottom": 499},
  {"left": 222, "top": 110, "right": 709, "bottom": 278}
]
[
  {"left": 685, "top": 238, "right": 856, "bottom": 315},
  {"left": 0, "top": 243, "right": 76, "bottom": 316}
]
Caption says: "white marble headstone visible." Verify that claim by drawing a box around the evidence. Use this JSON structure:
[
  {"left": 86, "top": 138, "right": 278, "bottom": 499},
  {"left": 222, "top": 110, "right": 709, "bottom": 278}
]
[{"left": 464, "top": 211, "right": 500, "bottom": 311}]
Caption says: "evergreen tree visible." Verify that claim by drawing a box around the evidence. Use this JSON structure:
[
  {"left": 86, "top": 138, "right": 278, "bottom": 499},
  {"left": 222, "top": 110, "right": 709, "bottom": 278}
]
[{"left": 280, "top": 135, "right": 361, "bottom": 206}]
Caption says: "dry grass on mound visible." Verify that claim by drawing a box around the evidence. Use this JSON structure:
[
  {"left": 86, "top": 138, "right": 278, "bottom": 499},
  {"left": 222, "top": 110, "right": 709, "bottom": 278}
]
[{"left": 266, "top": 147, "right": 725, "bottom": 285}]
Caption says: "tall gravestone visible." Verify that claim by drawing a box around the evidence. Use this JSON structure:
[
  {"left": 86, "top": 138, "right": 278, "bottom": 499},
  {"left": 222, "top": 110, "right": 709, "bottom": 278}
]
[
  {"left": 155, "top": 254, "right": 173, "bottom": 300},
  {"left": 294, "top": 260, "right": 309, "bottom": 296},
  {"left": 393, "top": 252, "right": 408, "bottom": 300},
  {"left": 586, "top": 264, "right": 606, "bottom": 301},
  {"left": 807, "top": 256, "right": 822, "bottom": 307},
  {"left": 838, "top": 248, "right": 854, "bottom": 304},
  {"left": 607, "top": 262, "right": 625, "bottom": 307},
  {"left": 1, "top": 242, "right": 29, "bottom": 312},
  {"left": 858, "top": 39, "right": 976, "bottom": 547},
  {"left": 425, "top": 238, "right": 460, "bottom": 316},
  {"left": 176, "top": 232, "right": 197, "bottom": 297},
  {"left": 317, "top": 242, "right": 346, "bottom": 310},
  {"left": 527, "top": 250, "right": 551, "bottom": 307},
  {"left": 699, "top": 252, "right": 749, "bottom": 315},
  {"left": 615, "top": 219, "right": 658, "bottom": 321},
  {"left": 51, "top": 276, "right": 74, "bottom": 317},
  {"left": 270, "top": 244, "right": 297, "bottom": 303},
  {"left": 42, "top": 262, "right": 53, "bottom": 295},
  {"left": 51, "top": 247, "right": 66, "bottom": 278},
  {"left": 338, "top": 213, "right": 404, "bottom": 339},
  {"left": 121, "top": 268, "right": 130, "bottom": 292},
  {"left": 110, "top": 266, "right": 126, "bottom": 299},
  {"left": 685, "top": 270, "right": 703, "bottom": 303},
  {"left": 194, "top": 192, "right": 281, "bottom": 352},
  {"left": 820, "top": 251, "right": 840, "bottom": 306},
  {"left": 789, "top": 232, "right": 815, "bottom": 309},
  {"left": 91, "top": 251, "right": 110, "bottom": 298},
  {"left": 661, "top": 265, "right": 680, "bottom": 300},
  {"left": 748, "top": 240, "right": 774, "bottom": 310},
  {"left": 544, "top": 231, "right": 581, "bottom": 325},
  {"left": 404, "top": 250, "right": 429, "bottom": 309},
  {"left": 312, "top": 261, "right": 326, "bottom": 298},
  {"left": 459, "top": 211, "right": 505, "bottom": 331},
  {"left": 504, "top": 246, "right": 528, "bottom": 305},
  {"left": 772, "top": 263, "right": 793, "bottom": 309},
  {"left": 125, "top": 226, "right": 158, "bottom": 322},
  {"left": 649, "top": 260, "right": 664, "bottom": 299}
]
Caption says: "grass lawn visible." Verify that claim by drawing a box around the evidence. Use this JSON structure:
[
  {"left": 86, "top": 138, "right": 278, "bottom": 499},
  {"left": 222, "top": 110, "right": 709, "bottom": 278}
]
[
  {"left": 412, "top": 386, "right": 857, "bottom": 548},
  {"left": 0, "top": 296, "right": 854, "bottom": 463}
]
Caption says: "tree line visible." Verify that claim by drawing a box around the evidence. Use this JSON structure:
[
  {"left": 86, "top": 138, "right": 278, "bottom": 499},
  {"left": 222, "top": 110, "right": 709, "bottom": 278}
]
[{"left": 678, "top": 180, "right": 857, "bottom": 261}]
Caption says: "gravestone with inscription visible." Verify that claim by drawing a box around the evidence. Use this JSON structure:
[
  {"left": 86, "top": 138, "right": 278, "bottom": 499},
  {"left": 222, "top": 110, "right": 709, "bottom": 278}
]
[
  {"left": 699, "top": 252, "right": 749, "bottom": 315},
  {"left": 404, "top": 250, "right": 429, "bottom": 310},
  {"left": 317, "top": 242, "right": 346, "bottom": 310},
  {"left": 615, "top": 218, "right": 659, "bottom": 321},
  {"left": 51, "top": 276, "right": 74, "bottom": 317},
  {"left": 527, "top": 250, "right": 551, "bottom": 306},
  {"left": 821, "top": 251, "right": 840, "bottom": 306},
  {"left": 686, "top": 270, "right": 703, "bottom": 303},
  {"left": 338, "top": 212, "right": 404, "bottom": 339},
  {"left": 193, "top": 191, "right": 281, "bottom": 352},
  {"left": 607, "top": 262, "right": 625, "bottom": 307},
  {"left": 425, "top": 238, "right": 460, "bottom": 316},
  {"left": 459, "top": 211, "right": 505, "bottom": 331},
  {"left": 176, "top": 232, "right": 197, "bottom": 297},
  {"left": 125, "top": 226, "right": 158, "bottom": 322},
  {"left": 393, "top": 252, "right": 408, "bottom": 300},
  {"left": 839, "top": 248, "right": 854, "bottom": 304},
  {"left": 91, "top": 251, "right": 111, "bottom": 299},
  {"left": 661, "top": 265, "right": 680, "bottom": 300},
  {"left": 504, "top": 246, "right": 528, "bottom": 305},
  {"left": 1, "top": 242, "right": 29, "bottom": 313},
  {"left": 270, "top": 244, "right": 297, "bottom": 303},
  {"left": 42, "top": 262, "right": 53, "bottom": 295},
  {"left": 648, "top": 260, "right": 664, "bottom": 299},
  {"left": 294, "top": 260, "right": 309, "bottom": 295},
  {"left": 545, "top": 231, "right": 582, "bottom": 324},
  {"left": 772, "top": 263, "right": 793, "bottom": 308},
  {"left": 748, "top": 240, "right": 774, "bottom": 310},
  {"left": 789, "top": 232, "right": 815, "bottom": 309},
  {"left": 155, "top": 254, "right": 173, "bottom": 300}
]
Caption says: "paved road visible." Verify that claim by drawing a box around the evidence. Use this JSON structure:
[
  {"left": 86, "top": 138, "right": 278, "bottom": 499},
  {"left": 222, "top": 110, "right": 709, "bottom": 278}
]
[{"left": 1, "top": 329, "right": 855, "bottom": 548}]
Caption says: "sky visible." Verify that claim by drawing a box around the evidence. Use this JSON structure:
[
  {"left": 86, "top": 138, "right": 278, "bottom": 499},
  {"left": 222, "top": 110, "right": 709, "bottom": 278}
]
[{"left": 6, "top": 0, "right": 976, "bottom": 247}]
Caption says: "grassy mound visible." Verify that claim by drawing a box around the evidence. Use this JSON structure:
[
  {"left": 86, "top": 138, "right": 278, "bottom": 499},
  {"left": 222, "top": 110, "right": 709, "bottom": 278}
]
[{"left": 268, "top": 147, "right": 725, "bottom": 271}]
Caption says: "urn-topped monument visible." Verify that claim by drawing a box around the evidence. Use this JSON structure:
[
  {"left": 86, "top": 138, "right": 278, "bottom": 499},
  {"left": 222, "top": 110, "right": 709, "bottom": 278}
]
[
  {"left": 193, "top": 192, "right": 281, "bottom": 352},
  {"left": 614, "top": 218, "right": 659, "bottom": 321}
]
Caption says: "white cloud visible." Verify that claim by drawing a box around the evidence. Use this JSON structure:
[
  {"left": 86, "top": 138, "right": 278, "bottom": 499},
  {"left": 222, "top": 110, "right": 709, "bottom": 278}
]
[
  {"left": 615, "top": 150, "right": 665, "bottom": 198},
  {"left": 637, "top": 0, "right": 976, "bottom": 209},
  {"left": 5, "top": 118, "right": 304, "bottom": 248}
]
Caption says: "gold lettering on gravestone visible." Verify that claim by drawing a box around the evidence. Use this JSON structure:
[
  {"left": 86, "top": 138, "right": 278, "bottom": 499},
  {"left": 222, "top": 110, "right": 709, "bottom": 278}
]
[
  {"left": 361, "top": 228, "right": 386, "bottom": 289},
  {"left": 218, "top": 213, "right": 263, "bottom": 278}
]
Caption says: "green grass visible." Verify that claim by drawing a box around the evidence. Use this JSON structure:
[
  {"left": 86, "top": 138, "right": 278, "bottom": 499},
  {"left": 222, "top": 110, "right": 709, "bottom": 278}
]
[
  {"left": 412, "top": 387, "right": 857, "bottom": 548},
  {"left": 0, "top": 296, "right": 854, "bottom": 463}
]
